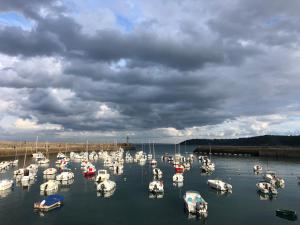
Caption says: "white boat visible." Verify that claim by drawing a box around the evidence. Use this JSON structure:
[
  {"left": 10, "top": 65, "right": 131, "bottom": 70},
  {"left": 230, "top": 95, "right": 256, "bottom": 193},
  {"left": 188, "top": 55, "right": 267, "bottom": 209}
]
[
  {"left": 201, "top": 162, "right": 215, "bottom": 172},
  {"left": 264, "top": 171, "right": 285, "bottom": 187},
  {"left": 14, "top": 168, "right": 25, "bottom": 177},
  {"left": 149, "top": 180, "right": 164, "bottom": 193},
  {"left": 40, "top": 180, "right": 59, "bottom": 193},
  {"left": 207, "top": 179, "right": 232, "bottom": 192},
  {"left": 43, "top": 168, "right": 57, "bottom": 175},
  {"left": 253, "top": 164, "right": 263, "bottom": 172},
  {"left": 95, "top": 170, "right": 110, "bottom": 183},
  {"left": 37, "top": 158, "right": 50, "bottom": 165},
  {"left": 21, "top": 170, "right": 36, "bottom": 187},
  {"left": 256, "top": 181, "right": 278, "bottom": 195},
  {"left": 57, "top": 152, "right": 66, "bottom": 160},
  {"left": 150, "top": 159, "right": 157, "bottom": 167},
  {"left": 0, "top": 179, "right": 13, "bottom": 191},
  {"left": 26, "top": 164, "right": 39, "bottom": 173},
  {"left": 153, "top": 168, "right": 163, "bottom": 177},
  {"left": 183, "top": 191, "right": 208, "bottom": 216},
  {"left": 56, "top": 171, "right": 74, "bottom": 181},
  {"left": 173, "top": 173, "right": 184, "bottom": 183},
  {"left": 97, "top": 180, "right": 116, "bottom": 193}
]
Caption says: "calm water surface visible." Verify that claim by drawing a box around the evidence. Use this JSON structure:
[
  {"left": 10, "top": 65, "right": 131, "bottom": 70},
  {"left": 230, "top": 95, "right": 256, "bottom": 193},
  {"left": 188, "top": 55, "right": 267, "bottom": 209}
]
[{"left": 0, "top": 144, "right": 299, "bottom": 225}]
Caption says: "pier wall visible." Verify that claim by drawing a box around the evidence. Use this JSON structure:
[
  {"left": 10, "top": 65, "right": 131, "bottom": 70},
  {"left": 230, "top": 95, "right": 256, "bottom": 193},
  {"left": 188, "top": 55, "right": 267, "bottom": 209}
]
[{"left": 0, "top": 141, "right": 134, "bottom": 158}]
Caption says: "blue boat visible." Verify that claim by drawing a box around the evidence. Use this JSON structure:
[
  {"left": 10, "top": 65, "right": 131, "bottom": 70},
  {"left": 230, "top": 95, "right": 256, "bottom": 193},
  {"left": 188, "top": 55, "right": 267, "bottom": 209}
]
[{"left": 34, "top": 194, "right": 64, "bottom": 212}]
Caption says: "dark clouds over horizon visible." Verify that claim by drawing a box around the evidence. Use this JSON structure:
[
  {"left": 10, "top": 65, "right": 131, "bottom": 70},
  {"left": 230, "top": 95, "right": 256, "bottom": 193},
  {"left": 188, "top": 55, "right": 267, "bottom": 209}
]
[{"left": 0, "top": 0, "right": 300, "bottom": 142}]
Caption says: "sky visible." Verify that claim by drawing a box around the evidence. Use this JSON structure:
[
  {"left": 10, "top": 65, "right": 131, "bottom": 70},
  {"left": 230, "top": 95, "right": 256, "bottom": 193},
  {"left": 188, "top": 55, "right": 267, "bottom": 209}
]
[{"left": 0, "top": 0, "right": 300, "bottom": 143}]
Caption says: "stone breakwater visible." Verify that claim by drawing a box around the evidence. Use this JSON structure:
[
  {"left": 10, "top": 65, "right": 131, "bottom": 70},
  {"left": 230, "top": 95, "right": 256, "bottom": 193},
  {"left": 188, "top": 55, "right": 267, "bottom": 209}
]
[{"left": 0, "top": 141, "right": 134, "bottom": 158}]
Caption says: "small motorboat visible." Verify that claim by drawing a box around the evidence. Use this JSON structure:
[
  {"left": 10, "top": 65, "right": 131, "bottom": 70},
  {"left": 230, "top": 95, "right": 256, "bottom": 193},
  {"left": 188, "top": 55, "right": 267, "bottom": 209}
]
[
  {"left": 97, "top": 180, "right": 116, "bottom": 193},
  {"left": 34, "top": 194, "right": 64, "bottom": 212},
  {"left": 184, "top": 191, "right": 208, "bottom": 217},
  {"left": 83, "top": 165, "right": 96, "bottom": 177},
  {"left": 56, "top": 171, "right": 74, "bottom": 181},
  {"left": 264, "top": 171, "right": 285, "bottom": 187},
  {"left": 149, "top": 180, "right": 164, "bottom": 194},
  {"left": 276, "top": 209, "right": 297, "bottom": 221},
  {"left": 256, "top": 182, "right": 278, "bottom": 195},
  {"left": 207, "top": 179, "right": 232, "bottom": 192},
  {"left": 153, "top": 168, "right": 163, "bottom": 177},
  {"left": 43, "top": 168, "right": 57, "bottom": 175},
  {"left": 175, "top": 164, "right": 185, "bottom": 173},
  {"left": 40, "top": 180, "right": 59, "bottom": 194},
  {"left": 150, "top": 159, "right": 157, "bottom": 167},
  {"left": 253, "top": 164, "right": 263, "bottom": 172},
  {"left": 95, "top": 170, "right": 110, "bottom": 183},
  {"left": 173, "top": 173, "right": 184, "bottom": 183},
  {"left": 0, "top": 179, "right": 13, "bottom": 191},
  {"left": 201, "top": 162, "right": 215, "bottom": 173}
]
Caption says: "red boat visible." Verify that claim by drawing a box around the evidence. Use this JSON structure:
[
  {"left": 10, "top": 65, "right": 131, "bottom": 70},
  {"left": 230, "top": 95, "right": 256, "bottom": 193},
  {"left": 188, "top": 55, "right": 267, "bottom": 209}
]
[
  {"left": 84, "top": 166, "right": 96, "bottom": 177},
  {"left": 175, "top": 164, "right": 185, "bottom": 173}
]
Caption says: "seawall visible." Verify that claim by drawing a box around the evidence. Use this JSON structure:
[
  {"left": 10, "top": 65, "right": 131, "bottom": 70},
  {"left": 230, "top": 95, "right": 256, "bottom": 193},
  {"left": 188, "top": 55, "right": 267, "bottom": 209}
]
[{"left": 0, "top": 141, "right": 134, "bottom": 158}]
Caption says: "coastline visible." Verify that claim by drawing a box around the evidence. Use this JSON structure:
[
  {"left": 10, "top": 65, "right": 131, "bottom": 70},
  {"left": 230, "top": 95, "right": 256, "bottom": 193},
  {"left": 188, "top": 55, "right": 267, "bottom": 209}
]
[{"left": 193, "top": 145, "right": 300, "bottom": 158}]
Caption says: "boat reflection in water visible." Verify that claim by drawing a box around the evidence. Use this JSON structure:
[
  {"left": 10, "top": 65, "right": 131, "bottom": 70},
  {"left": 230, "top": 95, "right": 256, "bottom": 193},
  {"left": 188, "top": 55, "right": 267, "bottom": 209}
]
[
  {"left": 97, "top": 188, "right": 116, "bottom": 198},
  {"left": 0, "top": 188, "right": 12, "bottom": 198},
  {"left": 173, "top": 182, "right": 183, "bottom": 188},
  {"left": 257, "top": 191, "right": 277, "bottom": 201},
  {"left": 149, "top": 192, "right": 164, "bottom": 199},
  {"left": 59, "top": 179, "right": 74, "bottom": 192}
]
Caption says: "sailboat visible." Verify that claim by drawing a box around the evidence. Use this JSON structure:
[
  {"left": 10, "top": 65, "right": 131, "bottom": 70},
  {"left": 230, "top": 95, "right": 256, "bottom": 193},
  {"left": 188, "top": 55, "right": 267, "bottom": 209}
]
[
  {"left": 150, "top": 142, "right": 157, "bottom": 166},
  {"left": 38, "top": 142, "right": 50, "bottom": 164}
]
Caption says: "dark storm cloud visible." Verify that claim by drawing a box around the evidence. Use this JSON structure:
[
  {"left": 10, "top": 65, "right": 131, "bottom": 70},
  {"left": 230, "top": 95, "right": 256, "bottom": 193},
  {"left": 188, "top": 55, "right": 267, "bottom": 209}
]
[{"left": 0, "top": 0, "right": 299, "bottom": 138}]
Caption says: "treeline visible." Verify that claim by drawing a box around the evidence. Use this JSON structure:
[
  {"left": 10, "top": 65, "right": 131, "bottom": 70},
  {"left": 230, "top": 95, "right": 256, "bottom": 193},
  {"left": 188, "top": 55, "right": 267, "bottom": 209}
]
[{"left": 181, "top": 135, "right": 300, "bottom": 147}]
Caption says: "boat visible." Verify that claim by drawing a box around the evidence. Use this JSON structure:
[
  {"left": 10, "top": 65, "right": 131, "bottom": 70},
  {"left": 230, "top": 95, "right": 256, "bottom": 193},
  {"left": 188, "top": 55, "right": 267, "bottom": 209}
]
[
  {"left": 183, "top": 191, "right": 208, "bottom": 217},
  {"left": 149, "top": 180, "right": 164, "bottom": 194},
  {"left": 83, "top": 164, "right": 96, "bottom": 177},
  {"left": 34, "top": 194, "right": 64, "bottom": 212},
  {"left": 253, "top": 164, "right": 263, "bottom": 172},
  {"left": 207, "top": 179, "right": 232, "bottom": 192},
  {"left": 175, "top": 164, "right": 185, "bottom": 173},
  {"left": 43, "top": 168, "right": 57, "bottom": 175},
  {"left": 56, "top": 171, "right": 74, "bottom": 181},
  {"left": 153, "top": 168, "right": 163, "bottom": 177},
  {"left": 0, "top": 179, "right": 13, "bottom": 191},
  {"left": 173, "top": 173, "right": 184, "bottom": 183},
  {"left": 40, "top": 180, "right": 59, "bottom": 193},
  {"left": 95, "top": 170, "right": 110, "bottom": 183},
  {"left": 276, "top": 209, "right": 297, "bottom": 221},
  {"left": 21, "top": 169, "right": 36, "bottom": 186},
  {"left": 264, "top": 171, "right": 285, "bottom": 187},
  {"left": 97, "top": 180, "right": 116, "bottom": 193},
  {"left": 201, "top": 162, "right": 215, "bottom": 173},
  {"left": 256, "top": 181, "right": 277, "bottom": 195}
]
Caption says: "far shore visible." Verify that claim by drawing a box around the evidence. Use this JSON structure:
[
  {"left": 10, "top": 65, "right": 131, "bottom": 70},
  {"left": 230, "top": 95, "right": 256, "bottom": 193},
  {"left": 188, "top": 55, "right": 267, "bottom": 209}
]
[
  {"left": 0, "top": 141, "right": 134, "bottom": 158},
  {"left": 193, "top": 145, "right": 300, "bottom": 158}
]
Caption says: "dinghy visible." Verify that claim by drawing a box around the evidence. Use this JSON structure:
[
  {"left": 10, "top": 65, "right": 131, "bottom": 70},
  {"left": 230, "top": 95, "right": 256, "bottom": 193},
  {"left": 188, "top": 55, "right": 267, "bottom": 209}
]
[
  {"left": 56, "top": 171, "right": 74, "bottom": 181},
  {"left": 40, "top": 180, "right": 59, "bottom": 194},
  {"left": 276, "top": 209, "right": 297, "bottom": 221},
  {"left": 207, "top": 179, "right": 232, "bottom": 192},
  {"left": 184, "top": 191, "right": 208, "bottom": 217},
  {"left": 34, "top": 194, "right": 64, "bottom": 212}
]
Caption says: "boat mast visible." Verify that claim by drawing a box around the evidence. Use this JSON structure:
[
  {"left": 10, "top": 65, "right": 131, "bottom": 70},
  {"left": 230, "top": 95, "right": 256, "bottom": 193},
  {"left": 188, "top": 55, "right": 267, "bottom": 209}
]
[
  {"left": 23, "top": 141, "right": 27, "bottom": 168},
  {"left": 35, "top": 136, "right": 38, "bottom": 153},
  {"left": 148, "top": 140, "right": 151, "bottom": 155},
  {"left": 153, "top": 141, "right": 155, "bottom": 159}
]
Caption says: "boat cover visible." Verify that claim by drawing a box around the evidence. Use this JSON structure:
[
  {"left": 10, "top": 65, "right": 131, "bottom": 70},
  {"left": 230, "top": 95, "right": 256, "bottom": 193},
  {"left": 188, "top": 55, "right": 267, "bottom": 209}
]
[{"left": 43, "top": 195, "right": 64, "bottom": 206}]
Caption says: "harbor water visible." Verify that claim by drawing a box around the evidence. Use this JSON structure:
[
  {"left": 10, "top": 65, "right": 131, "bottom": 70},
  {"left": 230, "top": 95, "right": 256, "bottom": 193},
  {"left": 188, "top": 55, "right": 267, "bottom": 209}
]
[{"left": 0, "top": 144, "right": 299, "bottom": 225}]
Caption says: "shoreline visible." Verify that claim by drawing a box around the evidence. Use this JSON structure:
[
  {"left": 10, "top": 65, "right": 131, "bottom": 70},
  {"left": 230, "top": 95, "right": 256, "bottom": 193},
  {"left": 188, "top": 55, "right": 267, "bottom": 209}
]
[
  {"left": 193, "top": 145, "right": 300, "bottom": 158},
  {"left": 0, "top": 141, "right": 134, "bottom": 158}
]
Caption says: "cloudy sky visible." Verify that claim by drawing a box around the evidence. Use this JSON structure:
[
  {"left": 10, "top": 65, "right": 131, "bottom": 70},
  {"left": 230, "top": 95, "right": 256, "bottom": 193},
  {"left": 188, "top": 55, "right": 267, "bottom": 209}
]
[{"left": 0, "top": 0, "right": 300, "bottom": 143}]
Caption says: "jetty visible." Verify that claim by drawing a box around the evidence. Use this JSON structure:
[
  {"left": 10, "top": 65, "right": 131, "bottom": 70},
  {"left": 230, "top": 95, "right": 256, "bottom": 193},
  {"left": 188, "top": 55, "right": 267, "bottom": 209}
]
[{"left": 0, "top": 141, "right": 134, "bottom": 158}]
